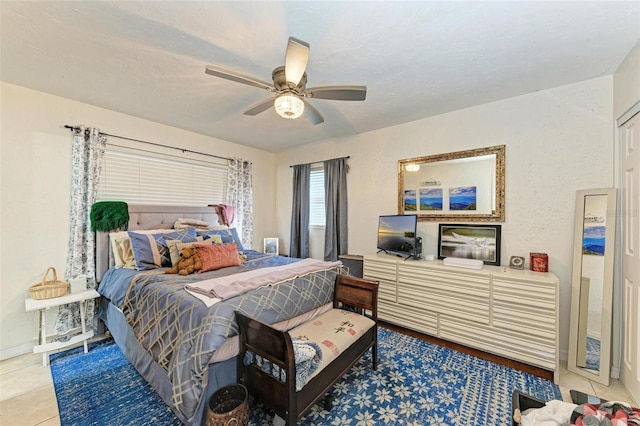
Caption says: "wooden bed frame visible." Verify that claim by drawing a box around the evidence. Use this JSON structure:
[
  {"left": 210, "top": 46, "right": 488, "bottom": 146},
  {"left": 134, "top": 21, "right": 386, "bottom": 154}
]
[{"left": 236, "top": 274, "right": 379, "bottom": 425}]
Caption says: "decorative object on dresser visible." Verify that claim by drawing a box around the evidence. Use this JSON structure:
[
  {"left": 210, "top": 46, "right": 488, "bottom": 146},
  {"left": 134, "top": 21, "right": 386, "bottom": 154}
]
[
  {"left": 437, "top": 223, "right": 501, "bottom": 266},
  {"left": 509, "top": 256, "right": 525, "bottom": 270},
  {"left": 530, "top": 252, "right": 549, "bottom": 272},
  {"left": 363, "top": 253, "right": 560, "bottom": 381}
]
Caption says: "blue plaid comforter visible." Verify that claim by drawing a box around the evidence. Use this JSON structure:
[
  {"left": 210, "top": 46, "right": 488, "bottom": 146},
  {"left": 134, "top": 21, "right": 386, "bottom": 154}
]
[{"left": 112, "top": 251, "right": 340, "bottom": 423}]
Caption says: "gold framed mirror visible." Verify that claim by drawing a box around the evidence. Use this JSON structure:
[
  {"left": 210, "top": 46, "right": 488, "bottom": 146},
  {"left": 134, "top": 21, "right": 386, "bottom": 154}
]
[
  {"left": 568, "top": 188, "right": 616, "bottom": 386},
  {"left": 398, "top": 145, "right": 505, "bottom": 222}
]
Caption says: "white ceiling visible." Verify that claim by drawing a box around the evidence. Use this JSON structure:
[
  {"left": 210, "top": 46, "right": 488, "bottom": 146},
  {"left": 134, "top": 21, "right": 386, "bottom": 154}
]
[{"left": 1, "top": 1, "right": 638, "bottom": 152}]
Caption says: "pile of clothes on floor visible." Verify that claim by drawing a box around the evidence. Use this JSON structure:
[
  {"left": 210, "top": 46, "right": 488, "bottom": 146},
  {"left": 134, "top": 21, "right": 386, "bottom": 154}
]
[{"left": 514, "top": 400, "right": 640, "bottom": 425}]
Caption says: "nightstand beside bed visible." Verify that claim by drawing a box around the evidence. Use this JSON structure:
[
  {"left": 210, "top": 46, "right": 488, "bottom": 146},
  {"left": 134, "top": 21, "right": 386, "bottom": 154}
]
[{"left": 24, "top": 289, "right": 100, "bottom": 366}]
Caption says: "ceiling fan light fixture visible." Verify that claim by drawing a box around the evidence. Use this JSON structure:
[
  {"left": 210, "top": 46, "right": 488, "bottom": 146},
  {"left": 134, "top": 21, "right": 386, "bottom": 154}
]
[{"left": 274, "top": 93, "right": 304, "bottom": 119}]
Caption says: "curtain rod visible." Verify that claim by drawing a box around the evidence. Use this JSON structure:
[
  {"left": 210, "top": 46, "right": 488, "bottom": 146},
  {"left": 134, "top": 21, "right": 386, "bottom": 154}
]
[
  {"left": 289, "top": 156, "right": 350, "bottom": 168},
  {"left": 64, "top": 125, "right": 236, "bottom": 163}
]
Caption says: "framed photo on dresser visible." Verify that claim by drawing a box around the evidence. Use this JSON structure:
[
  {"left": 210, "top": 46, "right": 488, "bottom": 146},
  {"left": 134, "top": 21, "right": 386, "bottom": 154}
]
[{"left": 437, "top": 224, "right": 501, "bottom": 265}]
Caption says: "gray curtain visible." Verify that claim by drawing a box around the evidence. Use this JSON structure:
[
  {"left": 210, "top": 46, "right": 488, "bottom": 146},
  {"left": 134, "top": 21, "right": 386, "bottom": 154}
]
[
  {"left": 289, "top": 164, "right": 310, "bottom": 258},
  {"left": 55, "top": 126, "right": 106, "bottom": 335},
  {"left": 324, "top": 157, "right": 348, "bottom": 261}
]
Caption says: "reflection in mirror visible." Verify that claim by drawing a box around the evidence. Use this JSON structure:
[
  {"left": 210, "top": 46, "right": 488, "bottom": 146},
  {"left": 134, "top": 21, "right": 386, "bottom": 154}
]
[
  {"left": 568, "top": 188, "right": 616, "bottom": 386},
  {"left": 398, "top": 145, "right": 505, "bottom": 222}
]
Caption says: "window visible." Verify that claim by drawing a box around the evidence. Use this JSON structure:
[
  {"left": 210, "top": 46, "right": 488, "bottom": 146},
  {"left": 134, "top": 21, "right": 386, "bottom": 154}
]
[
  {"left": 309, "top": 167, "right": 325, "bottom": 227},
  {"left": 97, "top": 148, "right": 227, "bottom": 206}
]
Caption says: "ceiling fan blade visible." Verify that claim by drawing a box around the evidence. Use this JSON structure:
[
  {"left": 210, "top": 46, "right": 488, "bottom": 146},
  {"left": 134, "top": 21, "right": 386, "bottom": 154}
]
[
  {"left": 305, "top": 85, "right": 367, "bottom": 101},
  {"left": 284, "top": 37, "right": 310, "bottom": 86},
  {"left": 205, "top": 65, "right": 273, "bottom": 91},
  {"left": 302, "top": 99, "right": 324, "bottom": 125},
  {"left": 243, "top": 97, "right": 275, "bottom": 116}
]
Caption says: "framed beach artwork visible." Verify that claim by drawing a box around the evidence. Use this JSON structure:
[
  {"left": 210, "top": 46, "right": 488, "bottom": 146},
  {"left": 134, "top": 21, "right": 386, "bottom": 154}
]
[
  {"left": 263, "top": 238, "right": 279, "bottom": 255},
  {"left": 437, "top": 224, "right": 501, "bottom": 265}
]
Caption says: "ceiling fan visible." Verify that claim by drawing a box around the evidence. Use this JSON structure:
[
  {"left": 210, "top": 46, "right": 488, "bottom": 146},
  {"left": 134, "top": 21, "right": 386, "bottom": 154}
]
[{"left": 204, "top": 37, "right": 367, "bottom": 125}]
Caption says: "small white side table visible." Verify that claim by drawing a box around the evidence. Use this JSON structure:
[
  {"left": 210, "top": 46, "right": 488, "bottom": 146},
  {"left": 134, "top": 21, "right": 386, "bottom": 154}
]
[{"left": 24, "top": 289, "right": 100, "bottom": 366}]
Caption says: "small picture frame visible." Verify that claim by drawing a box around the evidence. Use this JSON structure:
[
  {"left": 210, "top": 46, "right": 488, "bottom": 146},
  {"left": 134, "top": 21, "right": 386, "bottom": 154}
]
[
  {"left": 263, "top": 238, "right": 279, "bottom": 255},
  {"left": 509, "top": 256, "right": 525, "bottom": 270}
]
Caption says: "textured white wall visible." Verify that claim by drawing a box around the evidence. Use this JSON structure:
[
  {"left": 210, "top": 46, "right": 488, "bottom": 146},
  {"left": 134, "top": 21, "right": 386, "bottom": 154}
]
[
  {"left": 276, "top": 76, "right": 614, "bottom": 360},
  {"left": 0, "top": 82, "right": 277, "bottom": 356},
  {"left": 614, "top": 41, "right": 640, "bottom": 119}
]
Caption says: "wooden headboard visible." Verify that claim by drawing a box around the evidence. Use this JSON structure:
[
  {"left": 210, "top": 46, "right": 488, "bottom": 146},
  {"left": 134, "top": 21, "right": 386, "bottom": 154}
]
[{"left": 95, "top": 205, "right": 219, "bottom": 282}]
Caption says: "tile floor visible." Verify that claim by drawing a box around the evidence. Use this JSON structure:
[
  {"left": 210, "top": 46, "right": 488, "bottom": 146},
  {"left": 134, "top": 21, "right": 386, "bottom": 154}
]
[{"left": 0, "top": 342, "right": 637, "bottom": 426}]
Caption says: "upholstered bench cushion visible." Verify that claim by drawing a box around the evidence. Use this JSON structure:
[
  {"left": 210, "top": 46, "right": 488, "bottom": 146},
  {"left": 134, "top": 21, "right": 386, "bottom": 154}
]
[{"left": 289, "top": 309, "right": 375, "bottom": 382}]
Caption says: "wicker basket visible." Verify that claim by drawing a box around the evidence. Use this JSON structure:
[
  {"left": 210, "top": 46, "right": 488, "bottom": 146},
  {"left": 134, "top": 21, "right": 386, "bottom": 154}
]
[
  {"left": 28, "top": 267, "right": 69, "bottom": 300},
  {"left": 206, "top": 384, "right": 249, "bottom": 426}
]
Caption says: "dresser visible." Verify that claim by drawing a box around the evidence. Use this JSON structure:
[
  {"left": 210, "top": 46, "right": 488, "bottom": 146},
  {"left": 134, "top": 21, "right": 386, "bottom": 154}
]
[{"left": 363, "top": 253, "right": 559, "bottom": 381}]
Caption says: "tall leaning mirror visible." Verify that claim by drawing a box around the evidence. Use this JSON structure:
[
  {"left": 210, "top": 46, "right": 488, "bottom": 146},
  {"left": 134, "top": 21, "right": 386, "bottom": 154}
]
[{"left": 568, "top": 188, "right": 617, "bottom": 386}]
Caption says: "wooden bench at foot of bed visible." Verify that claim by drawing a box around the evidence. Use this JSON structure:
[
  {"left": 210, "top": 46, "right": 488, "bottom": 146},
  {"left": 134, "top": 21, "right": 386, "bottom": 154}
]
[{"left": 235, "top": 274, "right": 379, "bottom": 425}]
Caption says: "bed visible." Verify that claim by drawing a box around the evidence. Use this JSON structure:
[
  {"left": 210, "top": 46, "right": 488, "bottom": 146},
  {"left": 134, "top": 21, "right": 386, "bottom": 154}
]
[{"left": 95, "top": 205, "right": 345, "bottom": 425}]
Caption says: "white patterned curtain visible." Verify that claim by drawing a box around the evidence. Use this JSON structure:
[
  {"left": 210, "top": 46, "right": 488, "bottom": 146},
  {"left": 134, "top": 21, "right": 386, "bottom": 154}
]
[
  {"left": 226, "top": 158, "right": 253, "bottom": 250},
  {"left": 54, "top": 126, "right": 106, "bottom": 335}
]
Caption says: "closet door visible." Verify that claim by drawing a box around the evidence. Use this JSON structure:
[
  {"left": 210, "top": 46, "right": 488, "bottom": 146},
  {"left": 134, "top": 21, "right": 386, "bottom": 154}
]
[{"left": 620, "top": 109, "right": 640, "bottom": 403}]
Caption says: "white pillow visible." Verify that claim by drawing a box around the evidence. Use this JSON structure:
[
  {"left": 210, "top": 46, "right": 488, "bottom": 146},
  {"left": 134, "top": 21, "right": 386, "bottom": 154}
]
[
  {"left": 109, "top": 229, "right": 184, "bottom": 269},
  {"left": 109, "top": 233, "right": 136, "bottom": 269},
  {"left": 165, "top": 237, "right": 217, "bottom": 267}
]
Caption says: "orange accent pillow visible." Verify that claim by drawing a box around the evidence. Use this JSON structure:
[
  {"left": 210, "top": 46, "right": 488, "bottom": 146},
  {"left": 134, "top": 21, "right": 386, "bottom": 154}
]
[{"left": 196, "top": 243, "right": 242, "bottom": 273}]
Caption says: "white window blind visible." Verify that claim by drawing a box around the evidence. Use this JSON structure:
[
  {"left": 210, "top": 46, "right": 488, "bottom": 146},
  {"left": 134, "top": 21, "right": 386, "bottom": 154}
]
[
  {"left": 97, "top": 149, "right": 227, "bottom": 206},
  {"left": 309, "top": 168, "right": 325, "bottom": 227}
]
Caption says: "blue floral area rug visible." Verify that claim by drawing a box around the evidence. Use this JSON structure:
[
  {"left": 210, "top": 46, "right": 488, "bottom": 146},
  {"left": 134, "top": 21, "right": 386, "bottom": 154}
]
[
  {"left": 253, "top": 327, "right": 561, "bottom": 425},
  {"left": 50, "top": 328, "right": 561, "bottom": 426}
]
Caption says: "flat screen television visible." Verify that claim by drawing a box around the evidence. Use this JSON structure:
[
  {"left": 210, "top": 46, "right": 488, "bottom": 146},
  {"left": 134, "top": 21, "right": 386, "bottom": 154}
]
[{"left": 376, "top": 214, "right": 421, "bottom": 259}]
